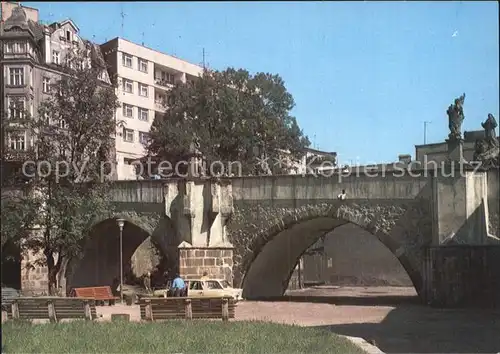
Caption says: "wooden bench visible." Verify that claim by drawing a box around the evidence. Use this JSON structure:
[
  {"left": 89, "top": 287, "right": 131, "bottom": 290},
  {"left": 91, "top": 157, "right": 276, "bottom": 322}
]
[
  {"left": 4, "top": 297, "right": 97, "bottom": 322},
  {"left": 139, "top": 296, "right": 236, "bottom": 321},
  {"left": 1, "top": 288, "right": 20, "bottom": 322},
  {"left": 72, "top": 286, "right": 118, "bottom": 305}
]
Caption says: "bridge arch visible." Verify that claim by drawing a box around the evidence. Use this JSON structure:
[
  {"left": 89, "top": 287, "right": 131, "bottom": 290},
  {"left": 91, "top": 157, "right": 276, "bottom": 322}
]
[
  {"left": 228, "top": 202, "right": 427, "bottom": 300},
  {"left": 66, "top": 211, "right": 178, "bottom": 291}
]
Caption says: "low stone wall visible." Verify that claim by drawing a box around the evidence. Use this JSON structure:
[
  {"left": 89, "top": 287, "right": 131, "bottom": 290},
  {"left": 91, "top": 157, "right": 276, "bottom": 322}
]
[
  {"left": 422, "top": 245, "right": 500, "bottom": 307},
  {"left": 178, "top": 247, "right": 234, "bottom": 283}
]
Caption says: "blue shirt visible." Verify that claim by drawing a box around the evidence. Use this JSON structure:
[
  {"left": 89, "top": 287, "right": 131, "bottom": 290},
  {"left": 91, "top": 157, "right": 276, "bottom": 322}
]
[{"left": 172, "top": 277, "right": 185, "bottom": 289}]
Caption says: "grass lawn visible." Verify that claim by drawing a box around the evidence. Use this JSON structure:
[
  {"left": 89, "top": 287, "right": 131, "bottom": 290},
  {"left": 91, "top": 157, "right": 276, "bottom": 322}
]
[{"left": 1, "top": 320, "right": 364, "bottom": 353}]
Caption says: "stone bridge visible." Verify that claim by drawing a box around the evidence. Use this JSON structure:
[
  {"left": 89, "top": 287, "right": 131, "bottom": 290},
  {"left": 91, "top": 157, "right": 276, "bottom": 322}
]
[
  {"left": 19, "top": 168, "right": 499, "bottom": 302},
  {"left": 52, "top": 167, "right": 499, "bottom": 302}
]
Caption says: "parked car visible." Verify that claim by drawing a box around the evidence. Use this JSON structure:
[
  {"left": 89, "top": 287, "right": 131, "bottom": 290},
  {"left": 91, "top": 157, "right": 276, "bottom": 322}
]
[{"left": 152, "top": 279, "right": 243, "bottom": 301}]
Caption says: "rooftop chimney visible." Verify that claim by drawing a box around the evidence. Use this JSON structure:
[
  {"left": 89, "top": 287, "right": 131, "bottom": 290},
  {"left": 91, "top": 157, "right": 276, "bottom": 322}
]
[{"left": 398, "top": 154, "right": 411, "bottom": 164}]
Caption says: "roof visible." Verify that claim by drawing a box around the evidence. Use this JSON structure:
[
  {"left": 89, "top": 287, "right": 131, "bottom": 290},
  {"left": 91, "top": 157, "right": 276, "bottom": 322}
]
[
  {"left": 101, "top": 36, "right": 204, "bottom": 71},
  {"left": 1, "top": 4, "right": 46, "bottom": 41},
  {"left": 464, "top": 130, "right": 485, "bottom": 142},
  {"left": 303, "top": 147, "right": 337, "bottom": 156},
  {"left": 1, "top": 4, "right": 108, "bottom": 71},
  {"left": 59, "top": 19, "right": 79, "bottom": 32}
]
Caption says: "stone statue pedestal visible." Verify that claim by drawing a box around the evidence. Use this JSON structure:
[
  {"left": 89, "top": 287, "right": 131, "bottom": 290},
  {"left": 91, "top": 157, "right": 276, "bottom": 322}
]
[{"left": 446, "top": 138, "right": 464, "bottom": 163}]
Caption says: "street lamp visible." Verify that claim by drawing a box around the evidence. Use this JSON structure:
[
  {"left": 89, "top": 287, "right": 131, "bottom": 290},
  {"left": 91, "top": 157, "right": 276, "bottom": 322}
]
[
  {"left": 116, "top": 218, "right": 125, "bottom": 304},
  {"left": 423, "top": 121, "right": 432, "bottom": 144}
]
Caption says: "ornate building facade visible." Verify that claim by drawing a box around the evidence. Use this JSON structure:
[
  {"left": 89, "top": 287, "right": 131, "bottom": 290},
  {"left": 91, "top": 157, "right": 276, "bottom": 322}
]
[{"left": 1, "top": 2, "right": 113, "bottom": 181}]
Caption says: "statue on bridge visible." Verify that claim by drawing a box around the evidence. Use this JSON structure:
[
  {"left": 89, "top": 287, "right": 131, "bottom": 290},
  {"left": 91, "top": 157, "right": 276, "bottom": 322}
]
[
  {"left": 446, "top": 93, "right": 466, "bottom": 141},
  {"left": 473, "top": 113, "right": 499, "bottom": 168},
  {"left": 482, "top": 113, "right": 498, "bottom": 144}
]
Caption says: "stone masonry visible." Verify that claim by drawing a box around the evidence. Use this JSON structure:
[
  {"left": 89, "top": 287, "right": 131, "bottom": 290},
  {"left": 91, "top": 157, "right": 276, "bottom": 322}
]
[
  {"left": 178, "top": 245, "right": 234, "bottom": 282},
  {"left": 21, "top": 249, "right": 49, "bottom": 295}
]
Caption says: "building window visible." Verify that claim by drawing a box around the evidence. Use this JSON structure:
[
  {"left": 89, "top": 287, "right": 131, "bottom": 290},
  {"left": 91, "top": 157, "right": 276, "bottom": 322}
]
[
  {"left": 167, "top": 95, "right": 175, "bottom": 106},
  {"left": 8, "top": 131, "right": 26, "bottom": 151},
  {"left": 122, "top": 79, "right": 133, "bottom": 93},
  {"left": 138, "top": 59, "right": 148, "bottom": 73},
  {"left": 59, "top": 119, "right": 67, "bottom": 129},
  {"left": 138, "top": 108, "right": 149, "bottom": 121},
  {"left": 66, "top": 30, "right": 71, "bottom": 41},
  {"left": 139, "top": 131, "right": 149, "bottom": 145},
  {"left": 5, "top": 42, "right": 26, "bottom": 53},
  {"left": 52, "top": 50, "right": 60, "bottom": 64},
  {"left": 138, "top": 83, "right": 148, "bottom": 97},
  {"left": 9, "top": 68, "right": 24, "bottom": 86},
  {"left": 123, "top": 128, "right": 134, "bottom": 142},
  {"left": 123, "top": 104, "right": 134, "bottom": 118},
  {"left": 122, "top": 53, "right": 133, "bottom": 68},
  {"left": 165, "top": 72, "right": 175, "bottom": 84},
  {"left": 8, "top": 97, "right": 25, "bottom": 119},
  {"left": 42, "top": 77, "right": 51, "bottom": 93}
]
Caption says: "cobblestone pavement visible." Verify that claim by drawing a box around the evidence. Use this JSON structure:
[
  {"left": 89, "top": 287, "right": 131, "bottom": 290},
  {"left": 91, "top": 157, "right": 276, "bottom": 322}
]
[{"left": 96, "top": 286, "right": 500, "bottom": 354}]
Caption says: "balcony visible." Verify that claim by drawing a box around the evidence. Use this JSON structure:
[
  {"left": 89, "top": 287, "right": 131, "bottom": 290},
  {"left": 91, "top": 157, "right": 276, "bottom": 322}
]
[
  {"left": 154, "top": 78, "right": 174, "bottom": 89},
  {"left": 154, "top": 99, "right": 166, "bottom": 111}
]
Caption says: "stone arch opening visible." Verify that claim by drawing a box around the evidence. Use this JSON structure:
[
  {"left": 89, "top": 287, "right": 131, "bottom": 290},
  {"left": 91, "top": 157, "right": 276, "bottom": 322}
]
[
  {"left": 306, "top": 223, "right": 414, "bottom": 287},
  {"left": 240, "top": 214, "right": 420, "bottom": 300},
  {"left": 67, "top": 218, "right": 152, "bottom": 290},
  {"left": 1, "top": 238, "right": 21, "bottom": 289},
  {"left": 66, "top": 212, "right": 179, "bottom": 292}
]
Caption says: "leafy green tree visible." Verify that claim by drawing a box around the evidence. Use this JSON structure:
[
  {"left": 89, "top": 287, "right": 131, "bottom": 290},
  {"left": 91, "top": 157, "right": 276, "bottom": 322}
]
[
  {"left": 147, "top": 68, "right": 310, "bottom": 176},
  {"left": 1, "top": 45, "right": 120, "bottom": 294}
]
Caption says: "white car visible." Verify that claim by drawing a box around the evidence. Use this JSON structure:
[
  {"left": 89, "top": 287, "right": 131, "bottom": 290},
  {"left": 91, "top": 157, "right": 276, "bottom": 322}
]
[
  {"left": 188, "top": 279, "right": 243, "bottom": 301},
  {"left": 153, "top": 279, "right": 243, "bottom": 301}
]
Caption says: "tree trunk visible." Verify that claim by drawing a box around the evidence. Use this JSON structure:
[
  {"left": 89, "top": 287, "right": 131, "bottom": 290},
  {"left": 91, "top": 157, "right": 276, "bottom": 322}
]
[
  {"left": 56, "top": 257, "right": 69, "bottom": 296},
  {"left": 45, "top": 250, "right": 62, "bottom": 296}
]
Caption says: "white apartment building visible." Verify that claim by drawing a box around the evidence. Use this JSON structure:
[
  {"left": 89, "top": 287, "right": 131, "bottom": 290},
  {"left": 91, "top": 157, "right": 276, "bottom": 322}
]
[{"left": 100, "top": 37, "right": 204, "bottom": 180}]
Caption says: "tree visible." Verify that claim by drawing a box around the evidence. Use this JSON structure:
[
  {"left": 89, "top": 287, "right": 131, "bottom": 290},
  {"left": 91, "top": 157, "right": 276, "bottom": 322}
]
[
  {"left": 1, "top": 44, "right": 120, "bottom": 294},
  {"left": 1, "top": 189, "right": 38, "bottom": 249},
  {"left": 147, "top": 68, "right": 310, "bottom": 176}
]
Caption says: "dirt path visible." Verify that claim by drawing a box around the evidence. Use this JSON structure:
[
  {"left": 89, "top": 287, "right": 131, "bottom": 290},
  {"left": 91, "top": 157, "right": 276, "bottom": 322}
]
[{"left": 96, "top": 286, "right": 500, "bottom": 353}]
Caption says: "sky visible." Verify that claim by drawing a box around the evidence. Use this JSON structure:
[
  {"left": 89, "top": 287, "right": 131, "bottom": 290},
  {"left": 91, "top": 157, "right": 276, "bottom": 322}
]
[{"left": 24, "top": 1, "right": 499, "bottom": 165}]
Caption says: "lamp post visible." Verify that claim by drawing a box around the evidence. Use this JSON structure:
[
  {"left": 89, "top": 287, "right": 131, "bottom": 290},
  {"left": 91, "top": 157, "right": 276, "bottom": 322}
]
[
  {"left": 423, "top": 121, "right": 432, "bottom": 144},
  {"left": 116, "top": 218, "right": 125, "bottom": 304}
]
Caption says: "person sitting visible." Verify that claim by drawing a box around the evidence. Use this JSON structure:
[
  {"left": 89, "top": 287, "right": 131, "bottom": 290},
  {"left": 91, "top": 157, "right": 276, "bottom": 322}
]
[{"left": 170, "top": 273, "right": 185, "bottom": 297}]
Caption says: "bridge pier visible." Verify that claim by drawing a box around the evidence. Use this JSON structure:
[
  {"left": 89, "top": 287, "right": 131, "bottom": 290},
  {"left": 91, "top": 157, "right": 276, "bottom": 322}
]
[
  {"left": 424, "top": 167, "right": 500, "bottom": 306},
  {"left": 432, "top": 168, "right": 492, "bottom": 245},
  {"left": 173, "top": 179, "right": 235, "bottom": 282},
  {"left": 178, "top": 245, "right": 234, "bottom": 281}
]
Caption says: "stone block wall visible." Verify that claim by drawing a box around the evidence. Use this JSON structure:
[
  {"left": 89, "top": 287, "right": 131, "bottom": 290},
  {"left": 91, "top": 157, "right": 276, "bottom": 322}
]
[
  {"left": 21, "top": 249, "right": 49, "bottom": 295},
  {"left": 178, "top": 247, "right": 234, "bottom": 284},
  {"left": 422, "top": 245, "right": 500, "bottom": 307}
]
